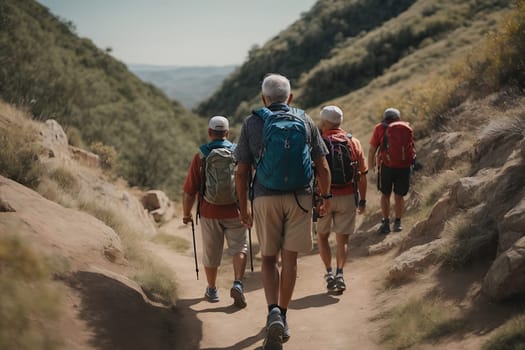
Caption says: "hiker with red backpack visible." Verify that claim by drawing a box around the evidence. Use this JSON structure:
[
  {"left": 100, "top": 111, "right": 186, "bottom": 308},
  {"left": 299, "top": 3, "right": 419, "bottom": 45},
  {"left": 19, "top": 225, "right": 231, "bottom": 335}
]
[
  {"left": 182, "top": 116, "right": 248, "bottom": 308},
  {"left": 235, "top": 74, "right": 331, "bottom": 350},
  {"left": 368, "top": 108, "right": 416, "bottom": 234},
  {"left": 317, "top": 105, "right": 368, "bottom": 293}
]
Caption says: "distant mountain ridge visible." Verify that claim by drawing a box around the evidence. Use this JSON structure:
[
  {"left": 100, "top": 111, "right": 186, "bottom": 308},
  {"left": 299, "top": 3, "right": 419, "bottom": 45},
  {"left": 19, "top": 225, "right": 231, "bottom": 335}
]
[{"left": 129, "top": 64, "right": 236, "bottom": 110}]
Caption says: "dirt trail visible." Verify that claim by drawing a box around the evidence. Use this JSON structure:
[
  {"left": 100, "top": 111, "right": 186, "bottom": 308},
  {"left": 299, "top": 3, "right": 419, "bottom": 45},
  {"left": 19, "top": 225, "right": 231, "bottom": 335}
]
[{"left": 151, "top": 220, "right": 388, "bottom": 350}]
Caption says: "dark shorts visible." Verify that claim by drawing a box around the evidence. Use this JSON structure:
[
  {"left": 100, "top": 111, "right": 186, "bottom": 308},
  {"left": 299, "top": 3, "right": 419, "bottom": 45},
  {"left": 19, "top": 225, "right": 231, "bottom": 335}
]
[{"left": 378, "top": 164, "right": 410, "bottom": 196}]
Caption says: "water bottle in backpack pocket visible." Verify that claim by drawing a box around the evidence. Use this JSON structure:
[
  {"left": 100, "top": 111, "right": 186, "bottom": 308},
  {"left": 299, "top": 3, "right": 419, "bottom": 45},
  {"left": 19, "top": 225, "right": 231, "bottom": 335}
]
[{"left": 254, "top": 107, "right": 313, "bottom": 191}]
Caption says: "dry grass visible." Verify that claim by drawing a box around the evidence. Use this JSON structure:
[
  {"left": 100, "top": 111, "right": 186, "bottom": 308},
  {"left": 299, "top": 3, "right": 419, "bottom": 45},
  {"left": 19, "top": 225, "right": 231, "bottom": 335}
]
[
  {"left": 35, "top": 163, "right": 179, "bottom": 304},
  {"left": 478, "top": 115, "right": 525, "bottom": 154},
  {"left": 0, "top": 122, "right": 43, "bottom": 189},
  {"left": 440, "top": 214, "right": 498, "bottom": 269},
  {"left": 47, "top": 166, "right": 79, "bottom": 192},
  {"left": 483, "top": 314, "right": 525, "bottom": 350},
  {"left": 381, "top": 298, "right": 464, "bottom": 349},
  {"left": 0, "top": 234, "right": 65, "bottom": 350},
  {"left": 152, "top": 233, "right": 190, "bottom": 253},
  {"left": 77, "top": 198, "right": 178, "bottom": 304}
]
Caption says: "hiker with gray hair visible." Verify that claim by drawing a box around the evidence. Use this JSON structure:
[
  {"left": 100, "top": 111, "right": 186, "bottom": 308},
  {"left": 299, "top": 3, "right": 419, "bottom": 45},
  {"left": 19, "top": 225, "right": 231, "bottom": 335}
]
[
  {"left": 235, "top": 73, "right": 331, "bottom": 350},
  {"left": 182, "top": 116, "right": 248, "bottom": 308},
  {"left": 317, "top": 105, "right": 368, "bottom": 293},
  {"left": 368, "top": 108, "right": 415, "bottom": 234}
]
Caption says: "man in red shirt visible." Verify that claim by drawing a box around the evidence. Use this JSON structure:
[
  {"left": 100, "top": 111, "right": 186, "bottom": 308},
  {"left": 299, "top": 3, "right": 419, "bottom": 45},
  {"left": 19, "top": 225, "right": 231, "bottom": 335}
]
[
  {"left": 182, "top": 116, "right": 248, "bottom": 308},
  {"left": 368, "top": 108, "right": 415, "bottom": 234},
  {"left": 317, "top": 105, "right": 368, "bottom": 293}
]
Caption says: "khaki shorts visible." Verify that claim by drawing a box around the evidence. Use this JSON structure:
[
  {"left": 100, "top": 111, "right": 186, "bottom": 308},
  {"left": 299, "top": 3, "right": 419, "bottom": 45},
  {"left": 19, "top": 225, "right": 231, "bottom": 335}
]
[
  {"left": 200, "top": 217, "right": 248, "bottom": 268},
  {"left": 317, "top": 194, "right": 356, "bottom": 235},
  {"left": 253, "top": 194, "right": 312, "bottom": 256}
]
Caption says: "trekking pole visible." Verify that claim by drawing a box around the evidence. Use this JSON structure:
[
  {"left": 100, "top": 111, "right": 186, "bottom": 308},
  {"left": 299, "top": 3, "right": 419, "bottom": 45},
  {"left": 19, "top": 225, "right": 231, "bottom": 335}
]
[
  {"left": 248, "top": 172, "right": 254, "bottom": 272},
  {"left": 248, "top": 227, "right": 254, "bottom": 272},
  {"left": 191, "top": 219, "right": 199, "bottom": 280}
]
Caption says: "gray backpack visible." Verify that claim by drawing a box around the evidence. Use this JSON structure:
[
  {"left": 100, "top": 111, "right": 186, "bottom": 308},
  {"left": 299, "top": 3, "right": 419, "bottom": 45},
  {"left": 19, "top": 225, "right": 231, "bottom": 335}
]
[{"left": 200, "top": 142, "right": 237, "bottom": 205}]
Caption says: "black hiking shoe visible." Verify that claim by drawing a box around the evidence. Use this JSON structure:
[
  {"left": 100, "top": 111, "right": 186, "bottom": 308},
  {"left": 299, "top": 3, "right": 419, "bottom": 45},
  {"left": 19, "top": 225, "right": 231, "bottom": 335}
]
[
  {"left": 335, "top": 274, "right": 346, "bottom": 292},
  {"left": 380, "top": 218, "right": 391, "bottom": 234},
  {"left": 263, "top": 307, "right": 284, "bottom": 350},
  {"left": 394, "top": 219, "right": 403, "bottom": 232},
  {"left": 230, "top": 280, "right": 247, "bottom": 308},
  {"left": 324, "top": 272, "right": 337, "bottom": 291}
]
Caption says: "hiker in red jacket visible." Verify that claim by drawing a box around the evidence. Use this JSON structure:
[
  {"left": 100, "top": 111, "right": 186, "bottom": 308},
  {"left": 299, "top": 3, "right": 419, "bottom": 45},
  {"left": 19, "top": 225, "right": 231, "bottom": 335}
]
[
  {"left": 368, "top": 108, "right": 415, "bottom": 234},
  {"left": 182, "top": 116, "right": 248, "bottom": 307}
]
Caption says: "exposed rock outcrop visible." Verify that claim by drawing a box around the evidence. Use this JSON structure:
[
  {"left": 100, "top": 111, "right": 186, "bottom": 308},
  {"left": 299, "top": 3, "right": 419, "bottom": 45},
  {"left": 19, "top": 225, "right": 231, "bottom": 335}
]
[
  {"left": 69, "top": 146, "right": 100, "bottom": 168},
  {"left": 483, "top": 235, "right": 525, "bottom": 300},
  {"left": 368, "top": 236, "right": 403, "bottom": 255},
  {"left": 0, "top": 175, "right": 123, "bottom": 269},
  {"left": 417, "top": 131, "right": 472, "bottom": 174},
  {"left": 142, "top": 190, "right": 174, "bottom": 223},
  {"left": 450, "top": 170, "right": 495, "bottom": 209},
  {"left": 40, "top": 119, "right": 70, "bottom": 160},
  {"left": 0, "top": 198, "right": 15, "bottom": 212},
  {"left": 498, "top": 196, "right": 525, "bottom": 252},
  {"left": 388, "top": 239, "right": 446, "bottom": 282}
]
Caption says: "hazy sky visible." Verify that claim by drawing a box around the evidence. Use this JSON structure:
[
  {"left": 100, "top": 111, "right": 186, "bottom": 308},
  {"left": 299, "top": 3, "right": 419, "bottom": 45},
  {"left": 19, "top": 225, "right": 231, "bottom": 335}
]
[{"left": 37, "top": 0, "right": 317, "bottom": 66}]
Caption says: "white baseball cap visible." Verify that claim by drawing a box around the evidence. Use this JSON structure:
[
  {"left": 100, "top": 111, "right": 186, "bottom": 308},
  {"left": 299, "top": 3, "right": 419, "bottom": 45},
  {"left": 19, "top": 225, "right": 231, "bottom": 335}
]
[
  {"left": 208, "top": 116, "right": 229, "bottom": 131},
  {"left": 320, "top": 105, "right": 343, "bottom": 124}
]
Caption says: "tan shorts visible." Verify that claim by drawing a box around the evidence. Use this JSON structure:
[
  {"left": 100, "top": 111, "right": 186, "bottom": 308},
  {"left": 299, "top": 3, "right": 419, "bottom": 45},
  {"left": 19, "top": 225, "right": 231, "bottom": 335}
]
[
  {"left": 253, "top": 194, "right": 312, "bottom": 256},
  {"left": 200, "top": 217, "right": 248, "bottom": 268},
  {"left": 317, "top": 194, "right": 356, "bottom": 235}
]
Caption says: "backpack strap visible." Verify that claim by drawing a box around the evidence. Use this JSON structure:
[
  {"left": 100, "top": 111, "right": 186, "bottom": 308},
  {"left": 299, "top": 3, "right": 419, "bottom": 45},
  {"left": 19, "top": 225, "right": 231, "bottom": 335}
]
[
  {"left": 199, "top": 140, "right": 234, "bottom": 158},
  {"left": 253, "top": 107, "right": 274, "bottom": 121}
]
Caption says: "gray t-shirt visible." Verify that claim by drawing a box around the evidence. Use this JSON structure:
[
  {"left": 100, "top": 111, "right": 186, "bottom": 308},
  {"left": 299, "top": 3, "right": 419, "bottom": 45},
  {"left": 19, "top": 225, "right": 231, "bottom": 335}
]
[{"left": 235, "top": 103, "right": 328, "bottom": 198}]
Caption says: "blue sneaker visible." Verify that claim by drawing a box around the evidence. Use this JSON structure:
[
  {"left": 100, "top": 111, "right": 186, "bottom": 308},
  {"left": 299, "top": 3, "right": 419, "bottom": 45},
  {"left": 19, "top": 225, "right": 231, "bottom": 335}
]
[
  {"left": 230, "top": 280, "right": 247, "bottom": 308},
  {"left": 204, "top": 287, "right": 219, "bottom": 302},
  {"left": 282, "top": 316, "right": 290, "bottom": 343},
  {"left": 263, "top": 307, "right": 284, "bottom": 350}
]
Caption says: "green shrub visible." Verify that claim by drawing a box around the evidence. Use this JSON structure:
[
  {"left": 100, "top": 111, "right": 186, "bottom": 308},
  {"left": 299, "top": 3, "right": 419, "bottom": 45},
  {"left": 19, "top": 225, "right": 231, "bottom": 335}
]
[
  {"left": 90, "top": 141, "right": 117, "bottom": 171},
  {"left": 63, "top": 126, "right": 85, "bottom": 148}
]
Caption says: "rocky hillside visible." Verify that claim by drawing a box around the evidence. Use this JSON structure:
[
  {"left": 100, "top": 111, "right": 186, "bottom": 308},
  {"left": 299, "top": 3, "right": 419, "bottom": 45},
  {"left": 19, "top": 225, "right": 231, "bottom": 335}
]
[
  {"left": 0, "top": 100, "right": 194, "bottom": 349},
  {"left": 197, "top": 0, "right": 512, "bottom": 123},
  {"left": 0, "top": 0, "right": 206, "bottom": 196},
  {"left": 1, "top": 0, "right": 524, "bottom": 349}
]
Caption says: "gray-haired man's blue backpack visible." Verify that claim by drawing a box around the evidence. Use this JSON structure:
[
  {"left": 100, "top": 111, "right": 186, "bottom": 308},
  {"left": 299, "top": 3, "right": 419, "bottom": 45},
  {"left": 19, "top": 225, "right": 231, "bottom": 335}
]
[{"left": 253, "top": 107, "right": 312, "bottom": 192}]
